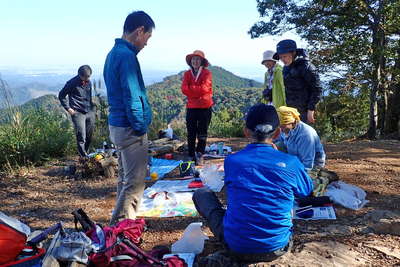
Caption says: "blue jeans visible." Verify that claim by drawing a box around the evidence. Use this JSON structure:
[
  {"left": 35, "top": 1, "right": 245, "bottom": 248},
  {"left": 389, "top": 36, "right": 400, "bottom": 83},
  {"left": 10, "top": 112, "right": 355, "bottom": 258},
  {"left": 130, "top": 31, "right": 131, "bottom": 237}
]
[{"left": 192, "top": 188, "right": 292, "bottom": 263}]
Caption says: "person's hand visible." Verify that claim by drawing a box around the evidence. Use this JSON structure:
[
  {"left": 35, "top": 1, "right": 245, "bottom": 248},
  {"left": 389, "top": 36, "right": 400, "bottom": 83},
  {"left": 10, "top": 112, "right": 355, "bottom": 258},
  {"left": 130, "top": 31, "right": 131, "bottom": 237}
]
[
  {"left": 271, "top": 143, "right": 278, "bottom": 150},
  {"left": 262, "top": 88, "right": 272, "bottom": 101},
  {"left": 68, "top": 108, "right": 76, "bottom": 116},
  {"left": 307, "top": 110, "right": 315, "bottom": 124}
]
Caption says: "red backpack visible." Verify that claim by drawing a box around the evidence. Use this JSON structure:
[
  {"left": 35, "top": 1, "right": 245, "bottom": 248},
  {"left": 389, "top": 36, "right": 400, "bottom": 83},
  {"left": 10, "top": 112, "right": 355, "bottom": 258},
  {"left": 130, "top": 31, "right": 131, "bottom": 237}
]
[
  {"left": 0, "top": 212, "right": 31, "bottom": 265},
  {"left": 71, "top": 209, "right": 186, "bottom": 267},
  {"left": 88, "top": 219, "right": 186, "bottom": 267}
]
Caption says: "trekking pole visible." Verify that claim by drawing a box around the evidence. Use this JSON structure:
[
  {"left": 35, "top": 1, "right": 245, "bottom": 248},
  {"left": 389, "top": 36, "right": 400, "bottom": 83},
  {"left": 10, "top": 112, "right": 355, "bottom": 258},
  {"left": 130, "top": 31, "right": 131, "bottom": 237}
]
[{"left": 27, "top": 222, "right": 63, "bottom": 246}]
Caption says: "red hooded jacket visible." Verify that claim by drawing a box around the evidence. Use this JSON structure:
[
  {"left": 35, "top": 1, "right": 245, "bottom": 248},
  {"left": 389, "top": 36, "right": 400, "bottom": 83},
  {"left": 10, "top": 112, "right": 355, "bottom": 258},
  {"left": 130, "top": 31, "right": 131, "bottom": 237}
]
[{"left": 181, "top": 68, "right": 213, "bottom": 109}]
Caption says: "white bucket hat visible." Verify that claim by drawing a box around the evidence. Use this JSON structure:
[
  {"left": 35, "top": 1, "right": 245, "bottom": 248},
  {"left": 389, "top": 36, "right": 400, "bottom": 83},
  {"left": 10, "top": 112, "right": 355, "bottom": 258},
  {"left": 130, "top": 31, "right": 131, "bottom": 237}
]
[{"left": 261, "top": 50, "right": 277, "bottom": 64}]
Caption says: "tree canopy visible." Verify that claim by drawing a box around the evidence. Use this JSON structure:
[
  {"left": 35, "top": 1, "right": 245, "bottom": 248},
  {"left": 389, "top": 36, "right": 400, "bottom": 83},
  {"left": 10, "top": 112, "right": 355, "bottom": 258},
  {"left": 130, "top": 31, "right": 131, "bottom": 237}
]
[{"left": 250, "top": 0, "right": 400, "bottom": 139}]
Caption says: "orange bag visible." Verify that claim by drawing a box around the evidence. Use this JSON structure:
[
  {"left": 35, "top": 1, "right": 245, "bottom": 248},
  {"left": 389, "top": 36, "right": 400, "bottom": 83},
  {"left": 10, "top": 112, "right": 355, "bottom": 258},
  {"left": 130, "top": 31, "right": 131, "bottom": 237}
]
[{"left": 0, "top": 212, "right": 30, "bottom": 265}]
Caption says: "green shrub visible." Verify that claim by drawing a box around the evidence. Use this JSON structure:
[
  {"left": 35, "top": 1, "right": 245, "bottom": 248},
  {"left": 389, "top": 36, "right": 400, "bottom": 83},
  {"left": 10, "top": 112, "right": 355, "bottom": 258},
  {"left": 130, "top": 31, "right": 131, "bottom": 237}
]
[
  {"left": 209, "top": 109, "right": 245, "bottom": 138},
  {"left": 91, "top": 95, "right": 111, "bottom": 149},
  {"left": 160, "top": 109, "right": 245, "bottom": 142},
  {"left": 0, "top": 108, "right": 75, "bottom": 169},
  {"left": 315, "top": 90, "right": 369, "bottom": 142}
]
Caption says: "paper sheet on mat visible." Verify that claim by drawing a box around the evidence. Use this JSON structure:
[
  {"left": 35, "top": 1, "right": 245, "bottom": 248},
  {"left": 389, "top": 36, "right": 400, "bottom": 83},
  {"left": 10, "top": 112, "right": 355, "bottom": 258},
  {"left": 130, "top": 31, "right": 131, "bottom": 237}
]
[
  {"left": 144, "top": 179, "right": 196, "bottom": 194},
  {"left": 293, "top": 206, "right": 336, "bottom": 220},
  {"left": 137, "top": 192, "right": 198, "bottom": 218}
]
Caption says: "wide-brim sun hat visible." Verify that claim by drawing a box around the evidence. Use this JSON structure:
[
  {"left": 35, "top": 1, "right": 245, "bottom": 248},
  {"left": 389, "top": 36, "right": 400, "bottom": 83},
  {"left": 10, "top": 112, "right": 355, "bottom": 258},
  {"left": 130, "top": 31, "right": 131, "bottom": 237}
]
[
  {"left": 261, "top": 50, "right": 277, "bottom": 64},
  {"left": 186, "top": 50, "right": 209, "bottom": 67}
]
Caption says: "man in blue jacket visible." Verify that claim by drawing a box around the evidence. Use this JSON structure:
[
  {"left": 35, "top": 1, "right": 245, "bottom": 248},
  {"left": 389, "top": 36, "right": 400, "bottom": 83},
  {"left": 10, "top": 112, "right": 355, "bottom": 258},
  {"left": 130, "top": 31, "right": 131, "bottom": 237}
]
[
  {"left": 103, "top": 11, "right": 154, "bottom": 225},
  {"left": 193, "top": 104, "right": 313, "bottom": 264}
]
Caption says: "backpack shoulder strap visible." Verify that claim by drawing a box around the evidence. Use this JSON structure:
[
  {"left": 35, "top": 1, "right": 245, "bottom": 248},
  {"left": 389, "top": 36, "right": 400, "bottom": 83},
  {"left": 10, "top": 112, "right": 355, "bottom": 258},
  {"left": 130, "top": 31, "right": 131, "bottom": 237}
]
[{"left": 121, "top": 235, "right": 166, "bottom": 266}]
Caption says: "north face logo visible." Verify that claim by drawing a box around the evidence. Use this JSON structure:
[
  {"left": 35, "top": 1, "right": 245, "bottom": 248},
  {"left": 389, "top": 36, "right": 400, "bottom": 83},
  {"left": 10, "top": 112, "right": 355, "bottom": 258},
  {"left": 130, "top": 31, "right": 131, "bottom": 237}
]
[{"left": 276, "top": 162, "right": 286, "bottom": 168}]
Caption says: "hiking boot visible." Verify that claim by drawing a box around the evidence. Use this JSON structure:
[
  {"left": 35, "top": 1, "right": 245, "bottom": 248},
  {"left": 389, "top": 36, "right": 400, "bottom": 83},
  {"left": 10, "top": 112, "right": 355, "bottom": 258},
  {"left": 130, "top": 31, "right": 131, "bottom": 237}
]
[{"left": 195, "top": 152, "right": 204, "bottom": 166}]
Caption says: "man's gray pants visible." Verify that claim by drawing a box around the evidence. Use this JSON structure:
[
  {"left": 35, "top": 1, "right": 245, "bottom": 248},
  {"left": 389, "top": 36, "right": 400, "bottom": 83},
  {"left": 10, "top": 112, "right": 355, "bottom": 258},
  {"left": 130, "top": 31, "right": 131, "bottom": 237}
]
[
  {"left": 109, "top": 126, "right": 148, "bottom": 225},
  {"left": 71, "top": 111, "right": 95, "bottom": 157}
]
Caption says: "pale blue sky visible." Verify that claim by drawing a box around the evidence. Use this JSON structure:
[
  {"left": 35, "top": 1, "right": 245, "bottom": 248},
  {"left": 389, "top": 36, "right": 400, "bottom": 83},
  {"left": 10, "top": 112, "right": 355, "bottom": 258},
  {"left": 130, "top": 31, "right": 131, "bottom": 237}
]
[{"left": 0, "top": 0, "right": 302, "bottom": 78}]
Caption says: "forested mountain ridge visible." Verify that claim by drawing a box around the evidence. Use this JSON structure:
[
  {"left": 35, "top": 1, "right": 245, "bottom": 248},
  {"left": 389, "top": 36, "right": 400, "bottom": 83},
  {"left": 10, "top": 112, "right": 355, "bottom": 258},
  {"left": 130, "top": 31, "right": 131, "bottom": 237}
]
[{"left": 147, "top": 65, "right": 263, "bottom": 123}]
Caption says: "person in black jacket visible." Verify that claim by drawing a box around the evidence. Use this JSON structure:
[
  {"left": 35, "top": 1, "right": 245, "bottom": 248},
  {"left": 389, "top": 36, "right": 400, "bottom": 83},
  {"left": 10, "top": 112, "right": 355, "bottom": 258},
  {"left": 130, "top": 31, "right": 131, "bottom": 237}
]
[
  {"left": 273, "top": 40, "right": 322, "bottom": 123},
  {"left": 59, "top": 65, "right": 95, "bottom": 158}
]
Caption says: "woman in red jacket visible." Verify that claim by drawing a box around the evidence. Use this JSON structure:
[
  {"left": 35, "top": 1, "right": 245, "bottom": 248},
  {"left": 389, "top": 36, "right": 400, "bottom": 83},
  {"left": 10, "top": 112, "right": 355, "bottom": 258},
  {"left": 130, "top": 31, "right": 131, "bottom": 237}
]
[{"left": 181, "top": 50, "right": 213, "bottom": 163}]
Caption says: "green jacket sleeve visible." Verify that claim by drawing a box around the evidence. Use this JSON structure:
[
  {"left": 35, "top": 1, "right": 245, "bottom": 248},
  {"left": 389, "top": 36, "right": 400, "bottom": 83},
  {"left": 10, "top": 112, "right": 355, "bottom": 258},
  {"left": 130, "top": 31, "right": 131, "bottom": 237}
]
[{"left": 272, "top": 65, "right": 286, "bottom": 108}]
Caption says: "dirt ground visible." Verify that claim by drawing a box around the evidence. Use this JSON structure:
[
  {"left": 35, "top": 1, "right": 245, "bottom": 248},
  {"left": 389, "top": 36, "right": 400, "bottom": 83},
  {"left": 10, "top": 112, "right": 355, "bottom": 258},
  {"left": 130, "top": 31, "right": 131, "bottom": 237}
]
[{"left": 1, "top": 138, "right": 400, "bottom": 266}]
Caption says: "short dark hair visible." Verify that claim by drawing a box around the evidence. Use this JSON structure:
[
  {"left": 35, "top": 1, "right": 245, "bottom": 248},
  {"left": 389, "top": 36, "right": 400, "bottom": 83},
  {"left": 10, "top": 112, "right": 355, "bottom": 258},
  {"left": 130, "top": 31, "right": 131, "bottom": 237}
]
[
  {"left": 78, "top": 65, "right": 92, "bottom": 76},
  {"left": 123, "top": 11, "right": 155, "bottom": 34}
]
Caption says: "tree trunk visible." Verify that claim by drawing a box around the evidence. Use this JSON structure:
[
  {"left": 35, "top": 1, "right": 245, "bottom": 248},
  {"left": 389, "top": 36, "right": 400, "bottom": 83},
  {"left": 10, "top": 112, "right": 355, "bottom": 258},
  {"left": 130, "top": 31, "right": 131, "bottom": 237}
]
[
  {"left": 367, "top": 2, "right": 386, "bottom": 139},
  {"left": 378, "top": 88, "right": 388, "bottom": 134},
  {"left": 384, "top": 88, "right": 398, "bottom": 135},
  {"left": 384, "top": 47, "right": 400, "bottom": 135},
  {"left": 367, "top": 89, "right": 378, "bottom": 139}
]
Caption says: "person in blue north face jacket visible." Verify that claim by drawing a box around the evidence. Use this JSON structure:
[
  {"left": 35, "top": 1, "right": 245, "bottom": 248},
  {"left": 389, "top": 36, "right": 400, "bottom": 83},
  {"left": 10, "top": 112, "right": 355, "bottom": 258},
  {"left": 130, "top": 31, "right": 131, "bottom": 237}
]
[
  {"left": 103, "top": 11, "right": 154, "bottom": 225},
  {"left": 193, "top": 104, "right": 313, "bottom": 264}
]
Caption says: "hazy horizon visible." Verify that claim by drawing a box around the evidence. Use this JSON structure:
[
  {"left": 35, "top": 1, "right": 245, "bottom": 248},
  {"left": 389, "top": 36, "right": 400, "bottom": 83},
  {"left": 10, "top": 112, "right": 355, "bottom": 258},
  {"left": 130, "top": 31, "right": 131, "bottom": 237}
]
[
  {"left": 0, "top": 64, "right": 265, "bottom": 87},
  {"left": 0, "top": 63, "right": 266, "bottom": 107}
]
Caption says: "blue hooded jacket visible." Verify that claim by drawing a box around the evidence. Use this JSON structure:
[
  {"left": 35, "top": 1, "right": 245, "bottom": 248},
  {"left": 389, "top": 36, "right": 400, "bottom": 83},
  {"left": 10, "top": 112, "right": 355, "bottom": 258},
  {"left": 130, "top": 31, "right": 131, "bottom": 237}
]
[
  {"left": 223, "top": 144, "right": 313, "bottom": 253},
  {"left": 104, "top": 38, "right": 152, "bottom": 136}
]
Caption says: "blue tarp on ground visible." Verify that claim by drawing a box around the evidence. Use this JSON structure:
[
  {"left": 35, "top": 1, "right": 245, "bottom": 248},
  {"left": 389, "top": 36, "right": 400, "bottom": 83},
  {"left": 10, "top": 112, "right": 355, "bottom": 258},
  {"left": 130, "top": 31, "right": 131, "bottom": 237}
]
[{"left": 145, "top": 157, "right": 183, "bottom": 180}]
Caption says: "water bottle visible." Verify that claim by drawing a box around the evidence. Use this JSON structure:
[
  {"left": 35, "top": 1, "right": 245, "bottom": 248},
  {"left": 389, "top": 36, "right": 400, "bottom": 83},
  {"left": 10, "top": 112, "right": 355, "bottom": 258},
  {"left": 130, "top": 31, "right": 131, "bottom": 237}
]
[
  {"left": 165, "top": 124, "right": 173, "bottom": 139},
  {"left": 146, "top": 164, "right": 150, "bottom": 177},
  {"left": 217, "top": 142, "right": 224, "bottom": 155},
  {"left": 146, "top": 156, "right": 152, "bottom": 177},
  {"left": 103, "top": 141, "right": 109, "bottom": 150},
  {"left": 171, "top": 222, "right": 209, "bottom": 254}
]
